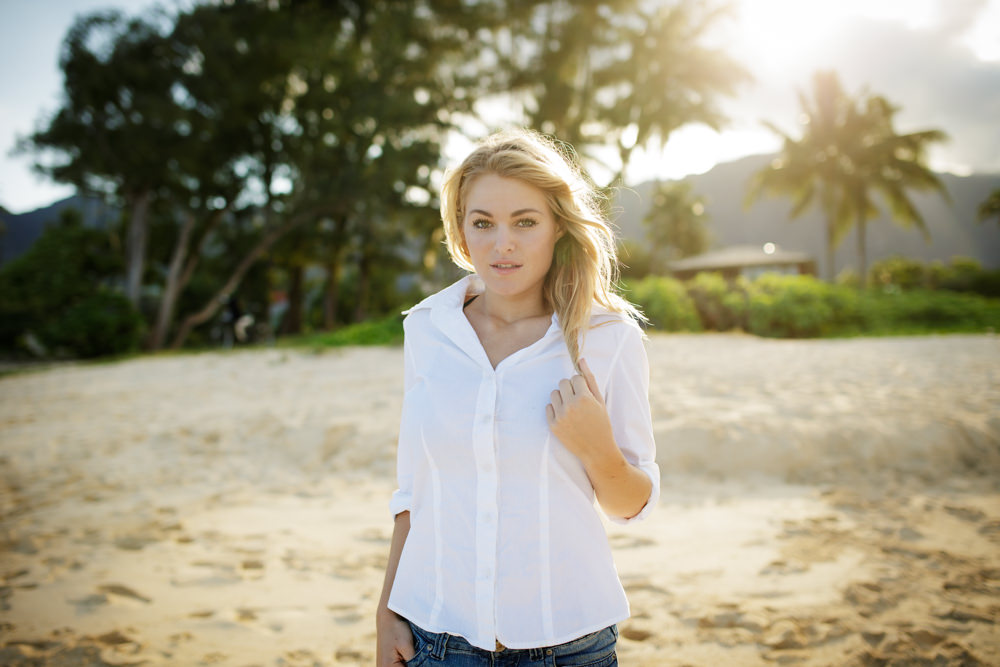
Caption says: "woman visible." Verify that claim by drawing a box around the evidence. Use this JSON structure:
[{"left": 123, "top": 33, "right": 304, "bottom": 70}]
[{"left": 376, "top": 129, "right": 659, "bottom": 666}]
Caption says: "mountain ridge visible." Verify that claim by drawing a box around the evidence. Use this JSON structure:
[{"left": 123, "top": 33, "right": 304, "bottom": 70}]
[{"left": 612, "top": 153, "right": 1000, "bottom": 276}]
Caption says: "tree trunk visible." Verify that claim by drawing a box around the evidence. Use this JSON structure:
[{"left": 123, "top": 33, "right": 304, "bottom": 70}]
[
  {"left": 281, "top": 264, "right": 304, "bottom": 335},
  {"left": 124, "top": 188, "right": 152, "bottom": 307},
  {"left": 169, "top": 206, "right": 332, "bottom": 350},
  {"left": 857, "top": 214, "right": 868, "bottom": 287},
  {"left": 323, "top": 247, "right": 344, "bottom": 329},
  {"left": 353, "top": 245, "right": 372, "bottom": 323},
  {"left": 149, "top": 212, "right": 197, "bottom": 350},
  {"left": 825, "top": 217, "right": 836, "bottom": 282},
  {"left": 149, "top": 207, "right": 229, "bottom": 350}
]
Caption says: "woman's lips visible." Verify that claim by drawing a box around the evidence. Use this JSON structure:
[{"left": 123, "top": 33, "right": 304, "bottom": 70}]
[{"left": 490, "top": 262, "right": 522, "bottom": 275}]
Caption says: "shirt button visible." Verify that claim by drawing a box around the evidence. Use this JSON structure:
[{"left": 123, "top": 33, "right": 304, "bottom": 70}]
[
  {"left": 480, "top": 460, "right": 493, "bottom": 473},
  {"left": 479, "top": 413, "right": 491, "bottom": 424},
  {"left": 480, "top": 512, "right": 494, "bottom": 524}
]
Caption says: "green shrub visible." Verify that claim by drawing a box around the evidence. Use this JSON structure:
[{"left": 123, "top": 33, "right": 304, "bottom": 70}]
[
  {"left": 684, "top": 272, "right": 747, "bottom": 331},
  {"left": 282, "top": 313, "right": 405, "bottom": 349},
  {"left": 745, "top": 273, "right": 860, "bottom": 338},
  {"left": 0, "top": 214, "right": 143, "bottom": 358},
  {"left": 931, "top": 257, "right": 1000, "bottom": 298},
  {"left": 869, "top": 255, "right": 927, "bottom": 290},
  {"left": 627, "top": 276, "right": 702, "bottom": 332},
  {"left": 855, "top": 289, "right": 1000, "bottom": 333},
  {"left": 44, "top": 290, "right": 146, "bottom": 358}
]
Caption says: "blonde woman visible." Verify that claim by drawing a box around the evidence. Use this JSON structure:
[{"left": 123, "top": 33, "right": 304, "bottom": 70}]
[{"left": 376, "top": 129, "right": 659, "bottom": 666}]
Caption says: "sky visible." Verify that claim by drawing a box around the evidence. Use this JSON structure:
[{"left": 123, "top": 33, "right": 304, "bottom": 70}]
[{"left": 1, "top": 0, "right": 999, "bottom": 214}]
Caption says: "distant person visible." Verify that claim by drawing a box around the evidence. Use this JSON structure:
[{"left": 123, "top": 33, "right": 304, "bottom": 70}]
[{"left": 376, "top": 129, "right": 659, "bottom": 665}]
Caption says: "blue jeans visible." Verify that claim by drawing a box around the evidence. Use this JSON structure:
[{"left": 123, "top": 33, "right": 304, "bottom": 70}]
[{"left": 404, "top": 620, "right": 618, "bottom": 666}]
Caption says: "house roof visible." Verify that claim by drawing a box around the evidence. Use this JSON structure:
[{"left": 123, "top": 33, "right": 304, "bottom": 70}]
[{"left": 669, "top": 244, "right": 814, "bottom": 271}]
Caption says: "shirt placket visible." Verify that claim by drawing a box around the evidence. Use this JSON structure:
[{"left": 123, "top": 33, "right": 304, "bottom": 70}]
[{"left": 472, "top": 368, "right": 499, "bottom": 644}]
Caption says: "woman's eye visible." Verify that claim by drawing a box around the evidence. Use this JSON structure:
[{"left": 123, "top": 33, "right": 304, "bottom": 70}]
[
  {"left": 516, "top": 218, "right": 538, "bottom": 227},
  {"left": 472, "top": 218, "right": 492, "bottom": 229}
]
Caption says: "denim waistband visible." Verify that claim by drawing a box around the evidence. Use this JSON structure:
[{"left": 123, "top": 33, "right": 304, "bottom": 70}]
[{"left": 406, "top": 620, "right": 618, "bottom": 661}]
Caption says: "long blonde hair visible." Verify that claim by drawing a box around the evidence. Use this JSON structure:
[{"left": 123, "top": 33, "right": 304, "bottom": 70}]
[{"left": 440, "top": 128, "right": 645, "bottom": 367}]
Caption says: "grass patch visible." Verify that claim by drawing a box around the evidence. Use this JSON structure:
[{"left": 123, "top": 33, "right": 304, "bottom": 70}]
[{"left": 278, "top": 313, "right": 405, "bottom": 349}]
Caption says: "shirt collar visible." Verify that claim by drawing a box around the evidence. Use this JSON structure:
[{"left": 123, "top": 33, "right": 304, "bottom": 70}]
[
  {"left": 404, "top": 273, "right": 615, "bottom": 324},
  {"left": 402, "top": 274, "right": 482, "bottom": 316}
]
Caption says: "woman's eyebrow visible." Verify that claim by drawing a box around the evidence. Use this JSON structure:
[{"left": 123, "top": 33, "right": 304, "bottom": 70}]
[{"left": 468, "top": 208, "right": 543, "bottom": 218}]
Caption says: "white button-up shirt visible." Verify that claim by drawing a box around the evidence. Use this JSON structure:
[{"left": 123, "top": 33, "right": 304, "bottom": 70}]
[{"left": 388, "top": 275, "right": 660, "bottom": 651}]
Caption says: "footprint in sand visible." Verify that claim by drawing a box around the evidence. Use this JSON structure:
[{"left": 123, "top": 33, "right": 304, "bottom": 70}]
[
  {"left": 69, "top": 593, "right": 110, "bottom": 613},
  {"left": 943, "top": 504, "right": 986, "bottom": 522},
  {"left": 171, "top": 560, "right": 242, "bottom": 587},
  {"left": 607, "top": 534, "right": 655, "bottom": 549},
  {"left": 97, "top": 583, "right": 151, "bottom": 604},
  {"left": 977, "top": 519, "right": 1000, "bottom": 542},
  {"left": 759, "top": 558, "right": 809, "bottom": 575}
]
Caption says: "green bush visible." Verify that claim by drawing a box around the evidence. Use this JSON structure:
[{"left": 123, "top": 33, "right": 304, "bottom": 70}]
[
  {"left": 855, "top": 289, "right": 1000, "bottom": 333},
  {"left": 45, "top": 290, "right": 146, "bottom": 358},
  {"left": 932, "top": 257, "right": 1000, "bottom": 298},
  {"left": 0, "top": 214, "right": 144, "bottom": 358},
  {"left": 627, "top": 276, "right": 702, "bottom": 332},
  {"left": 282, "top": 313, "right": 405, "bottom": 348},
  {"left": 745, "top": 273, "right": 860, "bottom": 338},
  {"left": 869, "top": 255, "right": 927, "bottom": 290},
  {"left": 684, "top": 272, "right": 747, "bottom": 331}
]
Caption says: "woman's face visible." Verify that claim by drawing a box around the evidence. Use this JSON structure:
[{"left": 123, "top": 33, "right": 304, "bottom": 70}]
[{"left": 461, "top": 173, "right": 562, "bottom": 304}]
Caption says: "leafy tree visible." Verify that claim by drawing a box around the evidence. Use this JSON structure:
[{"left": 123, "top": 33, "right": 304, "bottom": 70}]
[
  {"left": 487, "top": 0, "right": 749, "bottom": 185},
  {"left": 643, "top": 181, "right": 711, "bottom": 268},
  {"left": 746, "top": 71, "right": 948, "bottom": 283},
  {"left": 0, "top": 209, "right": 143, "bottom": 357},
  {"left": 20, "top": 11, "right": 182, "bottom": 307},
  {"left": 979, "top": 188, "right": 1000, "bottom": 225}
]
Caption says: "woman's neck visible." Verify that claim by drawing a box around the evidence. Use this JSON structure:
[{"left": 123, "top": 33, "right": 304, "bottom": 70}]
[{"left": 476, "top": 289, "right": 549, "bottom": 326}]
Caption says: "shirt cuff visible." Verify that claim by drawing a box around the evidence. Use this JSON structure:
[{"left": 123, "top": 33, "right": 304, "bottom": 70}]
[
  {"left": 389, "top": 489, "right": 412, "bottom": 518},
  {"left": 606, "top": 461, "right": 660, "bottom": 525}
]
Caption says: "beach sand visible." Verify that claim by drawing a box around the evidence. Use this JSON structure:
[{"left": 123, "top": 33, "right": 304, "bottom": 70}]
[{"left": 1, "top": 333, "right": 998, "bottom": 666}]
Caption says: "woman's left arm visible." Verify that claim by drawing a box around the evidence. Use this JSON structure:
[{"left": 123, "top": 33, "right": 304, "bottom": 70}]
[{"left": 546, "top": 333, "right": 658, "bottom": 521}]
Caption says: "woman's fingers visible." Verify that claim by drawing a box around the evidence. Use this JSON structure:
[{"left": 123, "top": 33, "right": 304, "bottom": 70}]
[{"left": 578, "top": 358, "right": 603, "bottom": 404}]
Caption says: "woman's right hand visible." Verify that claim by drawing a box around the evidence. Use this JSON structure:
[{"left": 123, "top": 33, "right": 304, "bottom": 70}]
[{"left": 376, "top": 610, "right": 415, "bottom": 667}]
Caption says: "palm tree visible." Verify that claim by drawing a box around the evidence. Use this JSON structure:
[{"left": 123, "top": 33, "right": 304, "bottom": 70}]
[
  {"left": 845, "top": 95, "right": 949, "bottom": 283},
  {"left": 746, "top": 71, "right": 948, "bottom": 284},
  {"left": 643, "top": 181, "right": 712, "bottom": 269},
  {"left": 979, "top": 188, "right": 1000, "bottom": 225}
]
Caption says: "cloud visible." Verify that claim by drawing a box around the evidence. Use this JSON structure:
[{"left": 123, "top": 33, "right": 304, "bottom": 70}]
[
  {"left": 822, "top": 17, "right": 1000, "bottom": 171},
  {"left": 933, "top": 0, "right": 988, "bottom": 39},
  {"left": 725, "top": 14, "right": 1000, "bottom": 174}
]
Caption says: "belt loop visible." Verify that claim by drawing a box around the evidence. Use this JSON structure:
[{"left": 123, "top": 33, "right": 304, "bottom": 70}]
[
  {"left": 528, "top": 647, "right": 546, "bottom": 661},
  {"left": 430, "top": 630, "right": 448, "bottom": 660}
]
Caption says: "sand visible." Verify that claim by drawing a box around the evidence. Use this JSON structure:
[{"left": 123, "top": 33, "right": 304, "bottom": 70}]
[{"left": 0, "top": 333, "right": 998, "bottom": 666}]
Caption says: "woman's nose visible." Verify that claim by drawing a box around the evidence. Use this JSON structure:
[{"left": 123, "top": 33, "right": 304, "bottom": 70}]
[{"left": 494, "top": 227, "right": 515, "bottom": 253}]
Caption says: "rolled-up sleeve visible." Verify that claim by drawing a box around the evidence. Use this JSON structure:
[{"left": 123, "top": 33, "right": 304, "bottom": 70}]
[
  {"left": 389, "top": 323, "right": 417, "bottom": 517},
  {"left": 603, "top": 323, "right": 660, "bottom": 524}
]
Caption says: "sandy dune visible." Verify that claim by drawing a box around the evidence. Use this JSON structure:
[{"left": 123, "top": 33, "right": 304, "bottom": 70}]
[{"left": 1, "top": 333, "right": 998, "bottom": 666}]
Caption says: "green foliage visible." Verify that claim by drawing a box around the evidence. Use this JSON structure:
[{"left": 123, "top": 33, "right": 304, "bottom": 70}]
[
  {"left": 643, "top": 181, "right": 712, "bottom": 263},
  {"left": 978, "top": 187, "right": 1000, "bottom": 224},
  {"left": 870, "top": 256, "right": 1000, "bottom": 298},
  {"left": 626, "top": 276, "right": 702, "bottom": 332},
  {"left": 685, "top": 272, "right": 747, "bottom": 331},
  {"left": 869, "top": 255, "right": 928, "bottom": 290},
  {"left": 855, "top": 289, "right": 1000, "bottom": 334},
  {"left": 628, "top": 269, "right": 998, "bottom": 338},
  {"left": 744, "top": 274, "right": 860, "bottom": 338},
  {"left": 47, "top": 290, "right": 146, "bottom": 358},
  {"left": 0, "top": 214, "right": 144, "bottom": 357},
  {"left": 617, "top": 240, "right": 653, "bottom": 280},
  {"left": 282, "top": 313, "right": 404, "bottom": 349}
]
